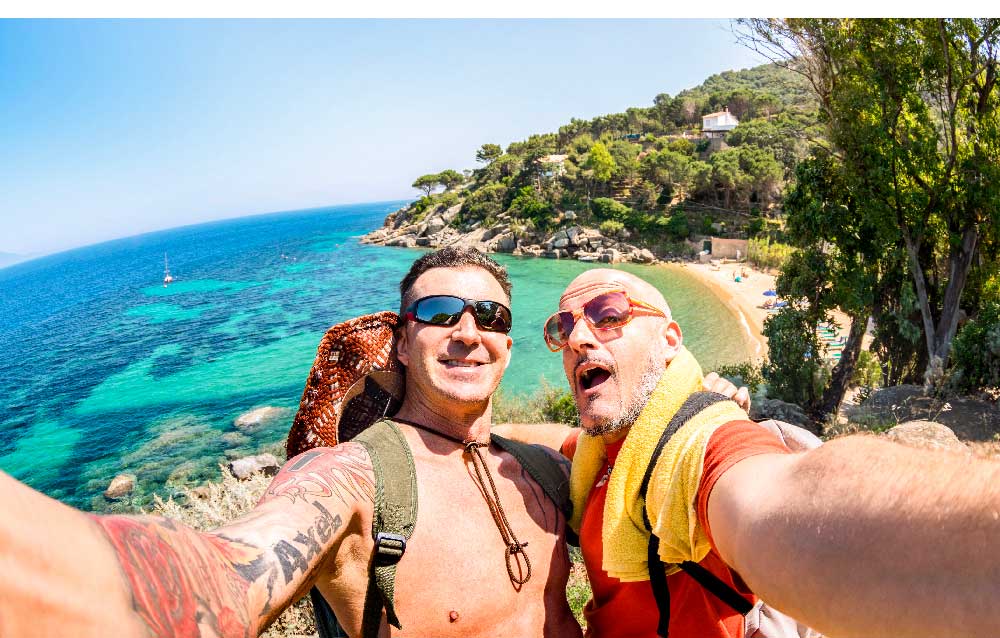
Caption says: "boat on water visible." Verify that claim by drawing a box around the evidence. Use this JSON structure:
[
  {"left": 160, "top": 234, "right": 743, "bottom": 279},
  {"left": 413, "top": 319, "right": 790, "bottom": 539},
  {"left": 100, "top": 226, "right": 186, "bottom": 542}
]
[{"left": 163, "top": 253, "right": 174, "bottom": 287}]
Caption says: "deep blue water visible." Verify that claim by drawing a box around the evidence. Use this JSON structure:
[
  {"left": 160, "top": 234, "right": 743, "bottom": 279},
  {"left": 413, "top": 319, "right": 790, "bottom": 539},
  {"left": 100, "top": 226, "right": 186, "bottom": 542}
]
[{"left": 0, "top": 201, "right": 752, "bottom": 509}]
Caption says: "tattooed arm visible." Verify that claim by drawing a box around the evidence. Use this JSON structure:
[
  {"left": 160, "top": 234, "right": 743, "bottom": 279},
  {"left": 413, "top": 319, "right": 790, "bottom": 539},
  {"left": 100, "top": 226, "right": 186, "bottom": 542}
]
[{"left": 0, "top": 443, "right": 374, "bottom": 638}]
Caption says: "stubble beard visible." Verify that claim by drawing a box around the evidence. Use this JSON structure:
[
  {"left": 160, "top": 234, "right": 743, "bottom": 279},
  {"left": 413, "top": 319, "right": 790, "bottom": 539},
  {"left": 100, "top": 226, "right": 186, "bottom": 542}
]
[{"left": 583, "top": 352, "right": 664, "bottom": 437}]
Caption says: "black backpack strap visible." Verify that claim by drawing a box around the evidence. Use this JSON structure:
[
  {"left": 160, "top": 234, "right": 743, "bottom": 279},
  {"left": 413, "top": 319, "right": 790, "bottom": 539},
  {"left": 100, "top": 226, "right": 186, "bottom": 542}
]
[
  {"left": 353, "top": 419, "right": 419, "bottom": 638},
  {"left": 648, "top": 534, "right": 672, "bottom": 638},
  {"left": 678, "top": 561, "right": 753, "bottom": 614},
  {"left": 641, "top": 391, "right": 754, "bottom": 633},
  {"left": 639, "top": 391, "right": 730, "bottom": 529},
  {"left": 491, "top": 434, "right": 572, "bottom": 519}
]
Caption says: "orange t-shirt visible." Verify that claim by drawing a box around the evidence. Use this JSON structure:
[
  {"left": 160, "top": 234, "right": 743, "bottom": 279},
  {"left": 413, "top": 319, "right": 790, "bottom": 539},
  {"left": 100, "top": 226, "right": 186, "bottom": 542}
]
[{"left": 574, "top": 420, "right": 788, "bottom": 638}]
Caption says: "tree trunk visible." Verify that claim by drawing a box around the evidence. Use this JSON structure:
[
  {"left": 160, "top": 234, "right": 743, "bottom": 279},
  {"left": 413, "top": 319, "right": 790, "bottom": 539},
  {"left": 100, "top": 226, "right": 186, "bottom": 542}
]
[
  {"left": 900, "top": 225, "right": 938, "bottom": 362},
  {"left": 816, "top": 313, "right": 868, "bottom": 420},
  {"left": 931, "top": 225, "right": 978, "bottom": 365}
]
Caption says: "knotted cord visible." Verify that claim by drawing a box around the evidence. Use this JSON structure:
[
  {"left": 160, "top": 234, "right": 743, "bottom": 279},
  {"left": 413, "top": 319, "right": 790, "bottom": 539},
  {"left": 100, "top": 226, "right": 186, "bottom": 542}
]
[{"left": 464, "top": 439, "right": 532, "bottom": 589}]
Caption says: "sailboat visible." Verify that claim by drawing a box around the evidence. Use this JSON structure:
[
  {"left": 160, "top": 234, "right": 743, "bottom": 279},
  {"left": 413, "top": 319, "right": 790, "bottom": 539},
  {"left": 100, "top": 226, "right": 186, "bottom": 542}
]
[{"left": 163, "top": 253, "right": 174, "bottom": 287}]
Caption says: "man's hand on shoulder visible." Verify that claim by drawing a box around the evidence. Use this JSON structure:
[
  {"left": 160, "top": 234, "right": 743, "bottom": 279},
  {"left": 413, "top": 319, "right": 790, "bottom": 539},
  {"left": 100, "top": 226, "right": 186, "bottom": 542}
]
[{"left": 702, "top": 372, "right": 751, "bottom": 411}]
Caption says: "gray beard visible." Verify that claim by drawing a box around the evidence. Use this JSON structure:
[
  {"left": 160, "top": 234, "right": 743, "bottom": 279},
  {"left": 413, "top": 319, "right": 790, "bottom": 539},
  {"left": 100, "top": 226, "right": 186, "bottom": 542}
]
[{"left": 584, "top": 354, "right": 664, "bottom": 436}]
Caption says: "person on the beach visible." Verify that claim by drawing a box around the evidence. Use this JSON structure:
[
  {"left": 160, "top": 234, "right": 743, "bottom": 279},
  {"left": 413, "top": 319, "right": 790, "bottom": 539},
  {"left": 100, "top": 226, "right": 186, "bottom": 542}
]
[
  {"left": 0, "top": 247, "right": 745, "bottom": 638},
  {"left": 535, "top": 267, "right": 1000, "bottom": 638}
]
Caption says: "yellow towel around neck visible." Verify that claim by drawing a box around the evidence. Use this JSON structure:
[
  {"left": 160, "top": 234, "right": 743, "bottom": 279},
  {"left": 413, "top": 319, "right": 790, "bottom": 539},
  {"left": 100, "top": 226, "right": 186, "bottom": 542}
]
[{"left": 568, "top": 346, "right": 749, "bottom": 581}]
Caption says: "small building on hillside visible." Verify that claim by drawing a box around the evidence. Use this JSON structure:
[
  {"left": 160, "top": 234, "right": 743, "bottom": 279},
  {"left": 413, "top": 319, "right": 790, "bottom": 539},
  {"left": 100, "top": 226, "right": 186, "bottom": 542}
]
[
  {"left": 536, "top": 154, "right": 569, "bottom": 177},
  {"left": 709, "top": 236, "right": 749, "bottom": 260},
  {"left": 702, "top": 107, "right": 740, "bottom": 139}
]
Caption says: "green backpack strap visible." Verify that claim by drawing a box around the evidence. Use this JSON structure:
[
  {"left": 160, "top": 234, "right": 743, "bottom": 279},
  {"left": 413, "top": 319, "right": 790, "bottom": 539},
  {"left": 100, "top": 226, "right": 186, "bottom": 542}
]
[
  {"left": 353, "top": 419, "right": 418, "bottom": 638},
  {"left": 491, "top": 434, "right": 573, "bottom": 520}
]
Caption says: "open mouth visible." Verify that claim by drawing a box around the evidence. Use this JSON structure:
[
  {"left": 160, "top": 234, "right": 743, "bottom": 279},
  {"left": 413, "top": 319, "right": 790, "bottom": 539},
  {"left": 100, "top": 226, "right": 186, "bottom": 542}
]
[{"left": 577, "top": 363, "right": 612, "bottom": 391}]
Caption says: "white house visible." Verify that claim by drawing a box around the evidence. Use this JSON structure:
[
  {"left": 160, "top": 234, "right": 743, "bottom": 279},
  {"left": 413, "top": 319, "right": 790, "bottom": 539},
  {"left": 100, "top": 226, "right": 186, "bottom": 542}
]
[
  {"left": 702, "top": 107, "right": 740, "bottom": 139},
  {"left": 536, "top": 154, "right": 568, "bottom": 177}
]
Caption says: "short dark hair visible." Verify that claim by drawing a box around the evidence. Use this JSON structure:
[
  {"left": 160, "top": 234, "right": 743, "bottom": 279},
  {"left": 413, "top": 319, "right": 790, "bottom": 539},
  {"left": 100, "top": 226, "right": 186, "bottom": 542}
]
[{"left": 399, "top": 247, "right": 513, "bottom": 313}]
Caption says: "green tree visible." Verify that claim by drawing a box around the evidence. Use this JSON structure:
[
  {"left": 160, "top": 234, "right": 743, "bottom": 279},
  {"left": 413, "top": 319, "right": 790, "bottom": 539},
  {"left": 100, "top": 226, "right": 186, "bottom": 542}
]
[
  {"left": 475, "top": 143, "right": 503, "bottom": 165},
  {"left": 412, "top": 174, "right": 440, "bottom": 198},
  {"left": 741, "top": 18, "right": 1000, "bottom": 385},
  {"left": 763, "top": 306, "right": 824, "bottom": 408},
  {"left": 461, "top": 182, "right": 507, "bottom": 222},
  {"left": 641, "top": 149, "right": 696, "bottom": 200},
  {"left": 586, "top": 142, "right": 616, "bottom": 183},
  {"left": 437, "top": 169, "right": 465, "bottom": 191}
]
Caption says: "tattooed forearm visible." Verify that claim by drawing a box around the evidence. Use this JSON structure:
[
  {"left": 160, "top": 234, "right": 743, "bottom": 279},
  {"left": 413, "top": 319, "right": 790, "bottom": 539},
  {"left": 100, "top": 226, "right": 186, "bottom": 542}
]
[
  {"left": 264, "top": 443, "right": 375, "bottom": 507},
  {"left": 273, "top": 500, "right": 343, "bottom": 584},
  {"left": 94, "top": 515, "right": 265, "bottom": 638},
  {"left": 92, "top": 446, "right": 371, "bottom": 637}
]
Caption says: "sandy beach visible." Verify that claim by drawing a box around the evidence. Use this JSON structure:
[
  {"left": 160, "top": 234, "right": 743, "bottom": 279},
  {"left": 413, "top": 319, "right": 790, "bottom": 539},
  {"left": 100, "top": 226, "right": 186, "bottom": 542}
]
[
  {"left": 675, "top": 260, "right": 853, "bottom": 363},
  {"left": 675, "top": 261, "right": 775, "bottom": 361}
]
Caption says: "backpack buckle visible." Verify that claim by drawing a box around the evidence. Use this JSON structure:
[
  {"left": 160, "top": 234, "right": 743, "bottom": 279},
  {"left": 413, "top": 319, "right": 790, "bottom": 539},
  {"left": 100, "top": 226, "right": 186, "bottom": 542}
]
[{"left": 373, "top": 532, "right": 407, "bottom": 566}]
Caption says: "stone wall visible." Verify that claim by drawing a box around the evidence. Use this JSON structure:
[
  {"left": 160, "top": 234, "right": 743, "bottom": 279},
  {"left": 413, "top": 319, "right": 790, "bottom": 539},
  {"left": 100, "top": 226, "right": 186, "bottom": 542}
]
[{"left": 710, "top": 237, "right": 749, "bottom": 260}]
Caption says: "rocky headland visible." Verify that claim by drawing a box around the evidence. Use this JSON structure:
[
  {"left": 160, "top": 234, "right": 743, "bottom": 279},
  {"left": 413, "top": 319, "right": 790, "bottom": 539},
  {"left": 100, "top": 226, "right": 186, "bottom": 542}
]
[{"left": 361, "top": 203, "right": 660, "bottom": 265}]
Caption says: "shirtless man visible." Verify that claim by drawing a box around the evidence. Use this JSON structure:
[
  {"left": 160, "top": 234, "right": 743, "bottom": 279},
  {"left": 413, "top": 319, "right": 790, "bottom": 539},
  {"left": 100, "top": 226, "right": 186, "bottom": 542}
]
[{"left": 0, "top": 247, "right": 580, "bottom": 638}]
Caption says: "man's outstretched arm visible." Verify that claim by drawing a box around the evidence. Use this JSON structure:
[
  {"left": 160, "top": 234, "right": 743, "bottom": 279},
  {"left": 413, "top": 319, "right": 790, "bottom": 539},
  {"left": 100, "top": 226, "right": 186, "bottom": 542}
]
[
  {"left": 0, "top": 443, "right": 374, "bottom": 638},
  {"left": 707, "top": 436, "right": 1000, "bottom": 638}
]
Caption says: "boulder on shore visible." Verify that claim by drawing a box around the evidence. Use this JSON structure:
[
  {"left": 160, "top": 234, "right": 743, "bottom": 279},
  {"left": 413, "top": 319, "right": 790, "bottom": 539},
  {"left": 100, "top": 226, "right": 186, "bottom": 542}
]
[
  {"left": 749, "top": 398, "right": 819, "bottom": 435},
  {"left": 234, "top": 406, "right": 288, "bottom": 430},
  {"left": 228, "top": 453, "right": 281, "bottom": 480},
  {"left": 105, "top": 473, "right": 136, "bottom": 499},
  {"left": 883, "top": 420, "right": 967, "bottom": 453}
]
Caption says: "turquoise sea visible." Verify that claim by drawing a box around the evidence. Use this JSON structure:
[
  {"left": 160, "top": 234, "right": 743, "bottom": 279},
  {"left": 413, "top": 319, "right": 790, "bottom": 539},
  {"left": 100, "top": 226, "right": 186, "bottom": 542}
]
[{"left": 0, "top": 201, "right": 753, "bottom": 510}]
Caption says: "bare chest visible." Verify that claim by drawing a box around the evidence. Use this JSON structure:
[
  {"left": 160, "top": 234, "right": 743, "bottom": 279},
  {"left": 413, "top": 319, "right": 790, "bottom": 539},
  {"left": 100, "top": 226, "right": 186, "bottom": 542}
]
[{"left": 321, "top": 436, "right": 579, "bottom": 638}]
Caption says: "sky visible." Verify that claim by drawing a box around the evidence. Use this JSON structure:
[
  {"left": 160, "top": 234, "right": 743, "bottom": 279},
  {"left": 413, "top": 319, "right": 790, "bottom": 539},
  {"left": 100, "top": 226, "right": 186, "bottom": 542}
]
[{"left": 0, "top": 19, "right": 768, "bottom": 256}]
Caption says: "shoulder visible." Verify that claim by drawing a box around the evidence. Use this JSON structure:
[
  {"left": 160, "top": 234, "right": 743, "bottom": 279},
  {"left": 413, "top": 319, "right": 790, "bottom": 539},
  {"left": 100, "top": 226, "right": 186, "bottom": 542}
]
[{"left": 261, "top": 443, "right": 376, "bottom": 512}]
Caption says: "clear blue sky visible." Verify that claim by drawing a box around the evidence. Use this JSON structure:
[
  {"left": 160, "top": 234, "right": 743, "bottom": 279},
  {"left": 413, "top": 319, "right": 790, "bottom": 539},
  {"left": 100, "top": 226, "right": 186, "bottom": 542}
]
[{"left": 0, "top": 19, "right": 766, "bottom": 256}]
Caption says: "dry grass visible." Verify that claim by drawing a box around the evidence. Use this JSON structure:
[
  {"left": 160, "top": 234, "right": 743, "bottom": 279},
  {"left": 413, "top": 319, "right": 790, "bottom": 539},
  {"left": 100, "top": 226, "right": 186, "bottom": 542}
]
[{"left": 566, "top": 546, "right": 592, "bottom": 625}]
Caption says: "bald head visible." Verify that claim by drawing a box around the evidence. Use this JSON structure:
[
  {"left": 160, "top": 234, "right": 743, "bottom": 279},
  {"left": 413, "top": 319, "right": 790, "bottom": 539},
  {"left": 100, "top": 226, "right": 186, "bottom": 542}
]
[{"left": 560, "top": 269, "right": 672, "bottom": 320}]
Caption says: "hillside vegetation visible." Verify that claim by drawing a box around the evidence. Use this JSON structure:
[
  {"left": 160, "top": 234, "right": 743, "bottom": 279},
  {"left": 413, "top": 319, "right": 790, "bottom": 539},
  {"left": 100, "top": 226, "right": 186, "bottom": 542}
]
[{"left": 395, "top": 63, "right": 819, "bottom": 254}]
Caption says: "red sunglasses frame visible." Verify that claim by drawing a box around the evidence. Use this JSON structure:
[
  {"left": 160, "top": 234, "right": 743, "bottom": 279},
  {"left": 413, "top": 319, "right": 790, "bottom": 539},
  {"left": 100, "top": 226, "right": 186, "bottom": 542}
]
[{"left": 542, "top": 290, "right": 667, "bottom": 352}]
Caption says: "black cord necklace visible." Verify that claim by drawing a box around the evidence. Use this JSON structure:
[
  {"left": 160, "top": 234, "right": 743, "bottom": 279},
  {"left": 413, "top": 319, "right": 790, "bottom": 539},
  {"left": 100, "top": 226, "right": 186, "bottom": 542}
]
[{"left": 391, "top": 417, "right": 532, "bottom": 588}]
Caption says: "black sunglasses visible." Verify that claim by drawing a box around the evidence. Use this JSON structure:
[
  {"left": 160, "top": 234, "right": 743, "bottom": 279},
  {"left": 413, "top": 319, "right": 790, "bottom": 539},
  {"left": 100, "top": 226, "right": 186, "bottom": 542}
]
[{"left": 403, "top": 295, "right": 513, "bottom": 334}]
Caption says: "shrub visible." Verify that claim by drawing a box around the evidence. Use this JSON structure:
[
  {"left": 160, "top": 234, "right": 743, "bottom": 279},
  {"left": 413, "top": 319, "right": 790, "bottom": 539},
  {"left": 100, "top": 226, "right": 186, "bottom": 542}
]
[
  {"left": 747, "top": 237, "right": 795, "bottom": 270},
  {"left": 492, "top": 382, "right": 576, "bottom": 424},
  {"left": 715, "top": 361, "right": 764, "bottom": 395},
  {"left": 591, "top": 197, "right": 632, "bottom": 222},
  {"left": 951, "top": 300, "right": 1000, "bottom": 391},
  {"left": 599, "top": 219, "right": 625, "bottom": 237},
  {"left": 461, "top": 182, "right": 507, "bottom": 222},
  {"left": 700, "top": 215, "right": 714, "bottom": 236},
  {"left": 508, "top": 186, "right": 554, "bottom": 226},
  {"left": 542, "top": 390, "right": 579, "bottom": 426},
  {"left": 851, "top": 350, "right": 883, "bottom": 389},
  {"left": 662, "top": 210, "right": 690, "bottom": 241}
]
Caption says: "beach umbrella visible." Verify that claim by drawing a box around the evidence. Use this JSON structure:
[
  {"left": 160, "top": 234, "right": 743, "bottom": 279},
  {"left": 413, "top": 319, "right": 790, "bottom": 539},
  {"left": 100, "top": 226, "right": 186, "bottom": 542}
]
[{"left": 763, "top": 289, "right": 777, "bottom": 297}]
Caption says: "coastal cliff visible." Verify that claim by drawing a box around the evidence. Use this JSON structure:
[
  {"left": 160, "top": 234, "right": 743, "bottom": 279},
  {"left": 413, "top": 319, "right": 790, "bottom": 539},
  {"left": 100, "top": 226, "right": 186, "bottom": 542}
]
[{"left": 361, "top": 202, "right": 660, "bottom": 265}]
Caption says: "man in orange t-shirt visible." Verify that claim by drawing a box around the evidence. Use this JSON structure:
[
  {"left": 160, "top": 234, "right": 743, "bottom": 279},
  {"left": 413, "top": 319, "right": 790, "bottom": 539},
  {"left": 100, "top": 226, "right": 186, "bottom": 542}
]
[{"left": 533, "top": 267, "right": 1000, "bottom": 638}]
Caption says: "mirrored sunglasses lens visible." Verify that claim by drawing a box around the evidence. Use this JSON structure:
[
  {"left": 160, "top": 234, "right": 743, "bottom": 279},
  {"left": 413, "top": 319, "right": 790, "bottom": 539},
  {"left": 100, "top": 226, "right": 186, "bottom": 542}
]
[
  {"left": 474, "top": 302, "right": 512, "bottom": 333},
  {"left": 584, "top": 292, "right": 632, "bottom": 329},
  {"left": 415, "top": 296, "right": 465, "bottom": 325},
  {"left": 544, "top": 314, "right": 565, "bottom": 346}
]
